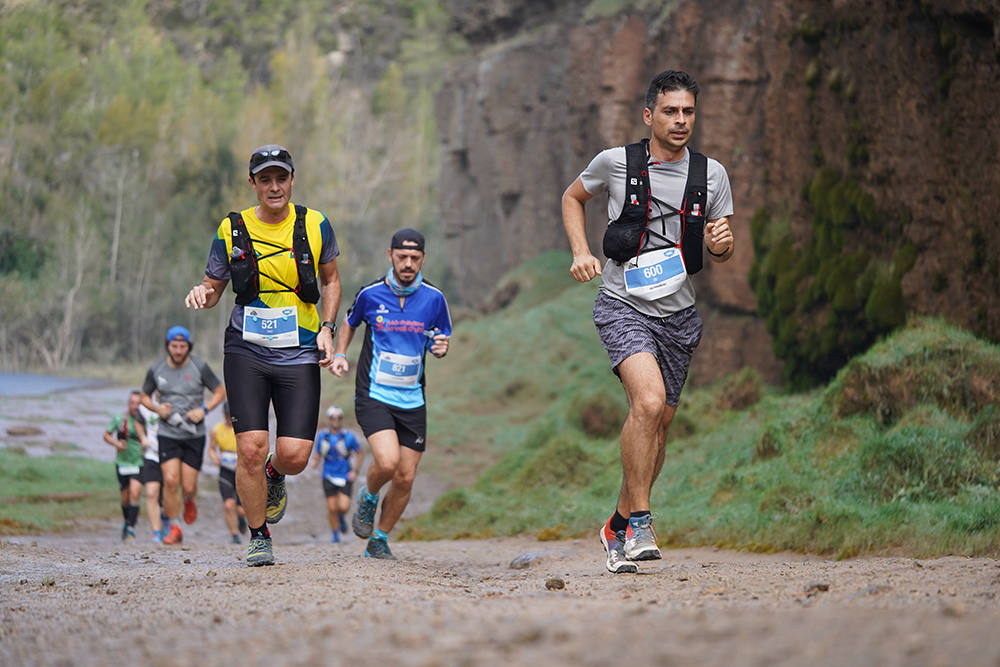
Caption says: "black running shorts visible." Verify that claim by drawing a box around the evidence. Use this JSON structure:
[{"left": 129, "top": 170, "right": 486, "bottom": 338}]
[
  {"left": 139, "top": 459, "right": 162, "bottom": 484},
  {"left": 158, "top": 435, "right": 207, "bottom": 471},
  {"left": 116, "top": 465, "right": 141, "bottom": 491},
  {"left": 322, "top": 477, "right": 354, "bottom": 498},
  {"left": 223, "top": 354, "right": 320, "bottom": 441},
  {"left": 218, "top": 466, "right": 241, "bottom": 504},
  {"left": 355, "top": 394, "right": 427, "bottom": 452}
]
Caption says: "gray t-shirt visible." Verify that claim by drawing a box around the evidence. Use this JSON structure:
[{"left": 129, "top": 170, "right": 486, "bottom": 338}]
[
  {"left": 579, "top": 146, "right": 734, "bottom": 317},
  {"left": 142, "top": 355, "right": 221, "bottom": 439}
]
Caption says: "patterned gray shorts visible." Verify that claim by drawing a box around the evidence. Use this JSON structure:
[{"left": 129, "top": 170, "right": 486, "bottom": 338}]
[{"left": 592, "top": 291, "right": 703, "bottom": 407}]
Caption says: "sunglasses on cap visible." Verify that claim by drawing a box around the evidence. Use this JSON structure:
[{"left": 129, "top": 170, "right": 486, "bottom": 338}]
[{"left": 249, "top": 148, "right": 293, "bottom": 171}]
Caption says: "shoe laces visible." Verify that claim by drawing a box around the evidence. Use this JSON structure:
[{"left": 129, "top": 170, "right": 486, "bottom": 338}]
[{"left": 358, "top": 493, "right": 377, "bottom": 523}]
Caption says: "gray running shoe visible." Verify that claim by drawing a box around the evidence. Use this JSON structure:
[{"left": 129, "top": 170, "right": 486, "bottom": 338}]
[
  {"left": 600, "top": 526, "right": 638, "bottom": 574},
  {"left": 364, "top": 536, "right": 396, "bottom": 560},
  {"left": 246, "top": 537, "right": 275, "bottom": 566},
  {"left": 623, "top": 515, "right": 661, "bottom": 561},
  {"left": 352, "top": 488, "right": 378, "bottom": 539},
  {"left": 264, "top": 453, "right": 287, "bottom": 525}
]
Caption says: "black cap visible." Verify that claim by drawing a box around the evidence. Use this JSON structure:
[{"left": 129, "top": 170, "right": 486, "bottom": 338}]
[
  {"left": 249, "top": 144, "right": 294, "bottom": 175},
  {"left": 390, "top": 228, "right": 425, "bottom": 251}
]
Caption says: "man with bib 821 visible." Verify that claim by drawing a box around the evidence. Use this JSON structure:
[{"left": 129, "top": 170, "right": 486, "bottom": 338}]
[
  {"left": 561, "top": 70, "right": 734, "bottom": 574},
  {"left": 331, "top": 228, "right": 451, "bottom": 560},
  {"left": 184, "top": 144, "right": 342, "bottom": 566}
]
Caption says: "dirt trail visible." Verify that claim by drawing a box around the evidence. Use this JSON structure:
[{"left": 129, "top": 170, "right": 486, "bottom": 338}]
[{"left": 2, "top": 466, "right": 1000, "bottom": 667}]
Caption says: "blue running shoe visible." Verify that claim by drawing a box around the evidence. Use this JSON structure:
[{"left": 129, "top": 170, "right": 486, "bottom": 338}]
[
  {"left": 624, "top": 515, "right": 661, "bottom": 561},
  {"left": 331, "top": 530, "right": 341, "bottom": 544},
  {"left": 338, "top": 514, "right": 348, "bottom": 534},
  {"left": 352, "top": 488, "right": 378, "bottom": 539},
  {"left": 364, "top": 535, "right": 396, "bottom": 560}
]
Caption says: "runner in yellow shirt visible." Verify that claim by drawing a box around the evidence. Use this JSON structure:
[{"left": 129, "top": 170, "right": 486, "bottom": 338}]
[{"left": 207, "top": 403, "right": 247, "bottom": 543}]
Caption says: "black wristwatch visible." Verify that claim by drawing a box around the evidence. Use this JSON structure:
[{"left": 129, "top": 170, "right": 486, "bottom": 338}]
[{"left": 321, "top": 321, "right": 337, "bottom": 334}]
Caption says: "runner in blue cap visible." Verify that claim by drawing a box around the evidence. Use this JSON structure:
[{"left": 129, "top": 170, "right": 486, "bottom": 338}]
[{"left": 140, "top": 325, "right": 226, "bottom": 544}]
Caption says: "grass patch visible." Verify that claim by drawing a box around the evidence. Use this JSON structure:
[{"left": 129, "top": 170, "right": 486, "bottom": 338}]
[
  {"left": 403, "top": 277, "right": 1000, "bottom": 557},
  {"left": 0, "top": 450, "right": 120, "bottom": 533}
]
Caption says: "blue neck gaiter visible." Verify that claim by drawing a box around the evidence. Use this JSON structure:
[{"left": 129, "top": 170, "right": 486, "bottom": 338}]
[{"left": 386, "top": 268, "right": 422, "bottom": 297}]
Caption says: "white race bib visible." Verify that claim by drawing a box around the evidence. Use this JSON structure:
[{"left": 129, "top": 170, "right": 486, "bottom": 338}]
[
  {"left": 117, "top": 464, "right": 141, "bottom": 476},
  {"left": 374, "top": 351, "right": 421, "bottom": 387},
  {"left": 220, "top": 451, "right": 238, "bottom": 470},
  {"left": 623, "top": 247, "right": 687, "bottom": 301},
  {"left": 325, "top": 475, "right": 347, "bottom": 488},
  {"left": 243, "top": 306, "right": 299, "bottom": 348}
]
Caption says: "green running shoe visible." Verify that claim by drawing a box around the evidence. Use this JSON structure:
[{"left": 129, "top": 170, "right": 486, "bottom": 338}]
[
  {"left": 264, "top": 453, "right": 287, "bottom": 525},
  {"left": 246, "top": 537, "right": 275, "bottom": 566}
]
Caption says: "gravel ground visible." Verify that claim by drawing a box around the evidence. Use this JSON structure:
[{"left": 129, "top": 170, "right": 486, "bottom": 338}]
[
  {"left": 2, "top": 471, "right": 999, "bottom": 667},
  {"left": 3, "top": 379, "right": 1000, "bottom": 666}
]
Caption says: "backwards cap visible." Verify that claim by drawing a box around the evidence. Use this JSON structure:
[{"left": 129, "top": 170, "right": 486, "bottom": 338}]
[
  {"left": 390, "top": 228, "right": 425, "bottom": 251},
  {"left": 165, "top": 325, "right": 191, "bottom": 343}
]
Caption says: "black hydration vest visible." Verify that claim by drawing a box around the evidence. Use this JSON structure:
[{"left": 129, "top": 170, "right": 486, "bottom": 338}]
[
  {"left": 227, "top": 204, "right": 320, "bottom": 306},
  {"left": 602, "top": 139, "right": 708, "bottom": 273}
]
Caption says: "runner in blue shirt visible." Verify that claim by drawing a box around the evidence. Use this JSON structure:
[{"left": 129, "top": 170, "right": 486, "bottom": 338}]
[
  {"left": 308, "top": 406, "right": 363, "bottom": 543},
  {"left": 331, "top": 228, "right": 452, "bottom": 560}
]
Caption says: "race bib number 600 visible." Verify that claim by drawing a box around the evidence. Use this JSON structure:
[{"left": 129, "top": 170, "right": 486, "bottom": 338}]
[
  {"left": 243, "top": 307, "right": 299, "bottom": 348},
  {"left": 624, "top": 247, "right": 687, "bottom": 301}
]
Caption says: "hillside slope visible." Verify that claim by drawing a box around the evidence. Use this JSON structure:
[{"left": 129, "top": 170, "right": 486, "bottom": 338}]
[{"left": 394, "top": 256, "right": 1000, "bottom": 558}]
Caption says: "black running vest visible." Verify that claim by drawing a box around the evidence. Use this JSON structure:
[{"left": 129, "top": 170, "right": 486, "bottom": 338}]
[
  {"left": 601, "top": 139, "right": 708, "bottom": 273},
  {"left": 227, "top": 205, "right": 320, "bottom": 306}
]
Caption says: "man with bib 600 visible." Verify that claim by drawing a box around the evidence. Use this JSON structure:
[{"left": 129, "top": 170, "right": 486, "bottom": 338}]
[
  {"left": 185, "top": 145, "right": 342, "bottom": 566},
  {"left": 561, "top": 70, "right": 734, "bottom": 574},
  {"left": 331, "top": 228, "right": 451, "bottom": 560}
]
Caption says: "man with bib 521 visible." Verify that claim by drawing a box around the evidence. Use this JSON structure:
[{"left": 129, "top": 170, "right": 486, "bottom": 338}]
[
  {"left": 561, "top": 70, "right": 734, "bottom": 574},
  {"left": 185, "top": 144, "right": 343, "bottom": 566}
]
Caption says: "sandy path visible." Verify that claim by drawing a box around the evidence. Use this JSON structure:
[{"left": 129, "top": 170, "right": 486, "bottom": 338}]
[
  {"left": 4, "top": 382, "right": 1000, "bottom": 665},
  {"left": 2, "top": 467, "right": 999, "bottom": 667}
]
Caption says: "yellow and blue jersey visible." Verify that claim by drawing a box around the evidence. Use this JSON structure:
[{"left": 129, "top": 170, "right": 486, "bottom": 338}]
[{"left": 205, "top": 203, "right": 338, "bottom": 364}]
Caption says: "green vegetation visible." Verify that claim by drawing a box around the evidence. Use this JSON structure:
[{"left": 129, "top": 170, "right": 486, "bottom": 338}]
[
  {"left": 398, "top": 256, "right": 1000, "bottom": 558},
  {"left": 749, "top": 167, "right": 912, "bottom": 389},
  {"left": 0, "top": 451, "right": 120, "bottom": 533},
  {"left": 0, "top": 0, "right": 460, "bottom": 371},
  {"left": 5, "top": 253, "right": 999, "bottom": 559}
]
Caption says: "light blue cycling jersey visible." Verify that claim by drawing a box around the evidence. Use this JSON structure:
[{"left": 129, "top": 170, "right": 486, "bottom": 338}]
[{"left": 346, "top": 278, "right": 452, "bottom": 409}]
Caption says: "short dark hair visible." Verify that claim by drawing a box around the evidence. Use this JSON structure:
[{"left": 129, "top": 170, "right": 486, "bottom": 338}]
[{"left": 645, "top": 70, "right": 699, "bottom": 109}]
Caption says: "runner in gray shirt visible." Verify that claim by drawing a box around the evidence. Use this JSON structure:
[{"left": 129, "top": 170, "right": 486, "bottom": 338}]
[
  {"left": 561, "top": 70, "right": 735, "bottom": 574},
  {"left": 141, "top": 325, "right": 225, "bottom": 545}
]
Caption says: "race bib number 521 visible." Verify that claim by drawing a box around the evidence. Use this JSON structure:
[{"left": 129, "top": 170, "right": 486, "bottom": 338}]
[{"left": 243, "top": 307, "right": 299, "bottom": 348}]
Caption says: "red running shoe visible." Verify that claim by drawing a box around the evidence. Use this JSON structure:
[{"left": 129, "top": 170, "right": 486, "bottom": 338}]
[
  {"left": 183, "top": 497, "right": 197, "bottom": 524},
  {"left": 163, "top": 524, "right": 183, "bottom": 545}
]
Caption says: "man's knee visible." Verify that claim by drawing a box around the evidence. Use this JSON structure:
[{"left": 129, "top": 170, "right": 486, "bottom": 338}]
[
  {"left": 279, "top": 448, "right": 310, "bottom": 474},
  {"left": 392, "top": 469, "right": 416, "bottom": 493},
  {"left": 629, "top": 393, "right": 667, "bottom": 423},
  {"left": 373, "top": 451, "right": 401, "bottom": 474},
  {"left": 237, "top": 435, "right": 269, "bottom": 470}
]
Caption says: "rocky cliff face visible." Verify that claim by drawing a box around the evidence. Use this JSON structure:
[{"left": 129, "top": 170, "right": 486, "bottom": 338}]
[{"left": 435, "top": 0, "right": 999, "bottom": 385}]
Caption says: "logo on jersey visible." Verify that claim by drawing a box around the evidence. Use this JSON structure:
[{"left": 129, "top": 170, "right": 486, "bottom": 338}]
[{"left": 376, "top": 304, "right": 389, "bottom": 314}]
